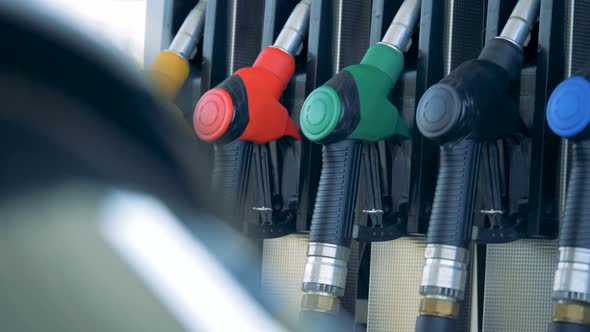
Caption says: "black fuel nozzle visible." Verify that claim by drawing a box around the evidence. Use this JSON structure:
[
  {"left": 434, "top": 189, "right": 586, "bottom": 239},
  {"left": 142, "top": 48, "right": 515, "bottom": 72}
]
[
  {"left": 547, "top": 68, "right": 590, "bottom": 331},
  {"left": 415, "top": 1, "right": 539, "bottom": 329},
  {"left": 416, "top": 37, "right": 524, "bottom": 145}
]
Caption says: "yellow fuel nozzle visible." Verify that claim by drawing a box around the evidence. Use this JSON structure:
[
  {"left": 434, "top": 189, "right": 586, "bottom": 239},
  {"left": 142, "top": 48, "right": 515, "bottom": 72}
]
[{"left": 147, "top": 0, "right": 207, "bottom": 132}]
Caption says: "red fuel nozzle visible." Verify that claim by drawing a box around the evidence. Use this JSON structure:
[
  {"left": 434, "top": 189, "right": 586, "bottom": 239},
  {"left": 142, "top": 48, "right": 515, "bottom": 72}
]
[{"left": 193, "top": 47, "right": 301, "bottom": 144}]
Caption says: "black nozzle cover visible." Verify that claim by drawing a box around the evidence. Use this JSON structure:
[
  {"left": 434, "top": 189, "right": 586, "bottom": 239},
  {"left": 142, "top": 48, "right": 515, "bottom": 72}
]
[
  {"left": 549, "top": 321, "right": 590, "bottom": 332},
  {"left": 479, "top": 38, "right": 524, "bottom": 81},
  {"left": 415, "top": 315, "right": 457, "bottom": 332},
  {"left": 416, "top": 38, "right": 524, "bottom": 145}
]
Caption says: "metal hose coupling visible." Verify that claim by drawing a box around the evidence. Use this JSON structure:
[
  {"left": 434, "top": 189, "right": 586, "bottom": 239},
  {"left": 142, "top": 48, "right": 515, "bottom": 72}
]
[
  {"left": 273, "top": 0, "right": 311, "bottom": 57},
  {"left": 380, "top": 0, "right": 421, "bottom": 53},
  {"left": 169, "top": 0, "right": 207, "bottom": 59},
  {"left": 552, "top": 247, "right": 590, "bottom": 325},
  {"left": 301, "top": 242, "right": 350, "bottom": 314},
  {"left": 498, "top": 0, "right": 540, "bottom": 48},
  {"left": 419, "top": 244, "right": 469, "bottom": 319}
]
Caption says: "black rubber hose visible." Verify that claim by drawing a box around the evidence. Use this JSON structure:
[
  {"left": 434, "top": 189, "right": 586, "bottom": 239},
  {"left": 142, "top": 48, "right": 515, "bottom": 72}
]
[
  {"left": 560, "top": 140, "right": 590, "bottom": 249},
  {"left": 415, "top": 315, "right": 458, "bottom": 332},
  {"left": 211, "top": 140, "right": 253, "bottom": 218},
  {"left": 427, "top": 139, "right": 481, "bottom": 248},
  {"left": 549, "top": 321, "right": 590, "bottom": 332},
  {"left": 299, "top": 310, "right": 353, "bottom": 332},
  {"left": 308, "top": 140, "right": 362, "bottom": 247}
]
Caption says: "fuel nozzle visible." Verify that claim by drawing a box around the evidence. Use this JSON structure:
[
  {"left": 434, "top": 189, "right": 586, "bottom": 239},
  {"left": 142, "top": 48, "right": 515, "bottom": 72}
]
[
  {"left": 192, "top": 1, "right": 309, "bottom": 225},
  {"left": 415, "top": 0, "right": 539, "bottom": 330},
  {"left": 298, "top": 0, "right": 421, "bottom": 317},
  {"left": 149, "top": 0, "right": 207, "bottom": 102},
  {"left": 193, "top": 0, "right": 310, "bottom": 144},
  {"left": 299, "top": 0, "right": 419, "bottom": 144},
  {"left": 546, "top": 69, "right": 590, "bottom": 332}
]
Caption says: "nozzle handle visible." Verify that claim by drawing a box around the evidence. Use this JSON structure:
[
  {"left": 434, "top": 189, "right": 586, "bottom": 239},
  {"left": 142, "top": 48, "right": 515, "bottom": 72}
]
[
  {"left": 308, "top": 140, "right": 362, "bottom": 247},
  {"left": 558, "top": 140, "right": 590, "bottom": 249},
  {"left": 427, "top": 140, "right": 481, "bottom": 248},
  {"left": 212, "top": 140, "right": 253, "bottom": 219}
]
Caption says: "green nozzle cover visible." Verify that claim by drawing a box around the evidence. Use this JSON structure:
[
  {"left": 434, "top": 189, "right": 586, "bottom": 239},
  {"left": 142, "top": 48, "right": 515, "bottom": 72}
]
[
  {"left": 300, "top": 86, "right": 342, "bottom": 141},
  {"left": 300, "top": 43, "right": 409, "bottom": 143},
  {"left": 360, "top": 43, "right": 404, "bottom": 83}
]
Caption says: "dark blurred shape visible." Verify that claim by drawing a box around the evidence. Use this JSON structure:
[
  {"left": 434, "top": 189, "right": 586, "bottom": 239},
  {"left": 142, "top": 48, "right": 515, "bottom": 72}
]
[
  {"left": 0, "top": 1, "right": 280, "bottom": 331},
  {"left": 0, "top": 0, "right": 209, "bottom": 210}
]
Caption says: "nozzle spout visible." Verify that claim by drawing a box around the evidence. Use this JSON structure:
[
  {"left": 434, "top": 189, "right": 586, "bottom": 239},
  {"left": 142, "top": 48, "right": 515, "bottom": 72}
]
[
  {"left": 380, "top": 0, "right": 421, "bottom": 53},
  {"left": 169, "top": 0, "right": 207, "bottom": 59},
  {"left": 499, "top": 0, "right": 540, "bottom": 48},
  {"left": 273, "top": 0, "right": 311, "bottom": 57}
]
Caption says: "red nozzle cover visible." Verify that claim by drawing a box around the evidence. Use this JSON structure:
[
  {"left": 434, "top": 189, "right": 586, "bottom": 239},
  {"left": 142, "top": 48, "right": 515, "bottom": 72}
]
[
  {"left": 252, "top": 46, "right": 296, "bottom": 92},
  {"left": 193, "top": 88, "right": 234, "bottom": 142},
  {"left": 193, "top": 47, "right": 301, "bottom": 143}
]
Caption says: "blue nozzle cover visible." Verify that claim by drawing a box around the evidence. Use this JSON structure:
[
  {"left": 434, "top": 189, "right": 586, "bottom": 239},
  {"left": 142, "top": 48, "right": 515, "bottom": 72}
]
[{"left": 547, "top": 76, "right": 590, "bottom": 138}]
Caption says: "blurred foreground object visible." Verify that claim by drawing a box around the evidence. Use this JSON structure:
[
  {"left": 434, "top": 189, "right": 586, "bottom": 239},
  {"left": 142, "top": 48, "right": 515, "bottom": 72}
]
[{"left": 0, "top": 1, "right": 289, "bottom": 331}]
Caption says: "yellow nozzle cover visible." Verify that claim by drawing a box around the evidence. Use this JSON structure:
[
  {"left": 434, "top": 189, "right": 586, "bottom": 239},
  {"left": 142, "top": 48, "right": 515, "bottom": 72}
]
[{"left": 149, "top": 50, "right": 190, "bottom": 101}]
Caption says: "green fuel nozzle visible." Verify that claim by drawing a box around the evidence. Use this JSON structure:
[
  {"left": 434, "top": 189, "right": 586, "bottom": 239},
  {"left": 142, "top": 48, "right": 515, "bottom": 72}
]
[
  {"left": 300, "top": 44, "right": 409, "bottom": 143},
  {"left": 299, "top": 0, "right": 422, "bottom": 144},
  {"left": 299, "top": 0, "right": 421, "bottom": 318},
  {"left": 299, "top": 0, "right": 421, "bottom": 143}
]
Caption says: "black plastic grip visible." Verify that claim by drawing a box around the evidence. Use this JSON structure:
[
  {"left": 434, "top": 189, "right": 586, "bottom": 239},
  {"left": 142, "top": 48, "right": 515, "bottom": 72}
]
[
  {"left": 308, "top": 140, "right": 362, "bottom": 247},
  {"left": 427, "top": 139, "right": 481, "bottom": 248},
  {"left": 212, "top": 140, "right": 253, "bottom": 219},
  {"left": 415, "top": 315, "right": 458, "bottom": 332},
  {"left": 560, "top": 140, "right": 590, "bottom": 249},
  {"left": 549, "top": 321, "right": 590, "bottom": 332}
]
